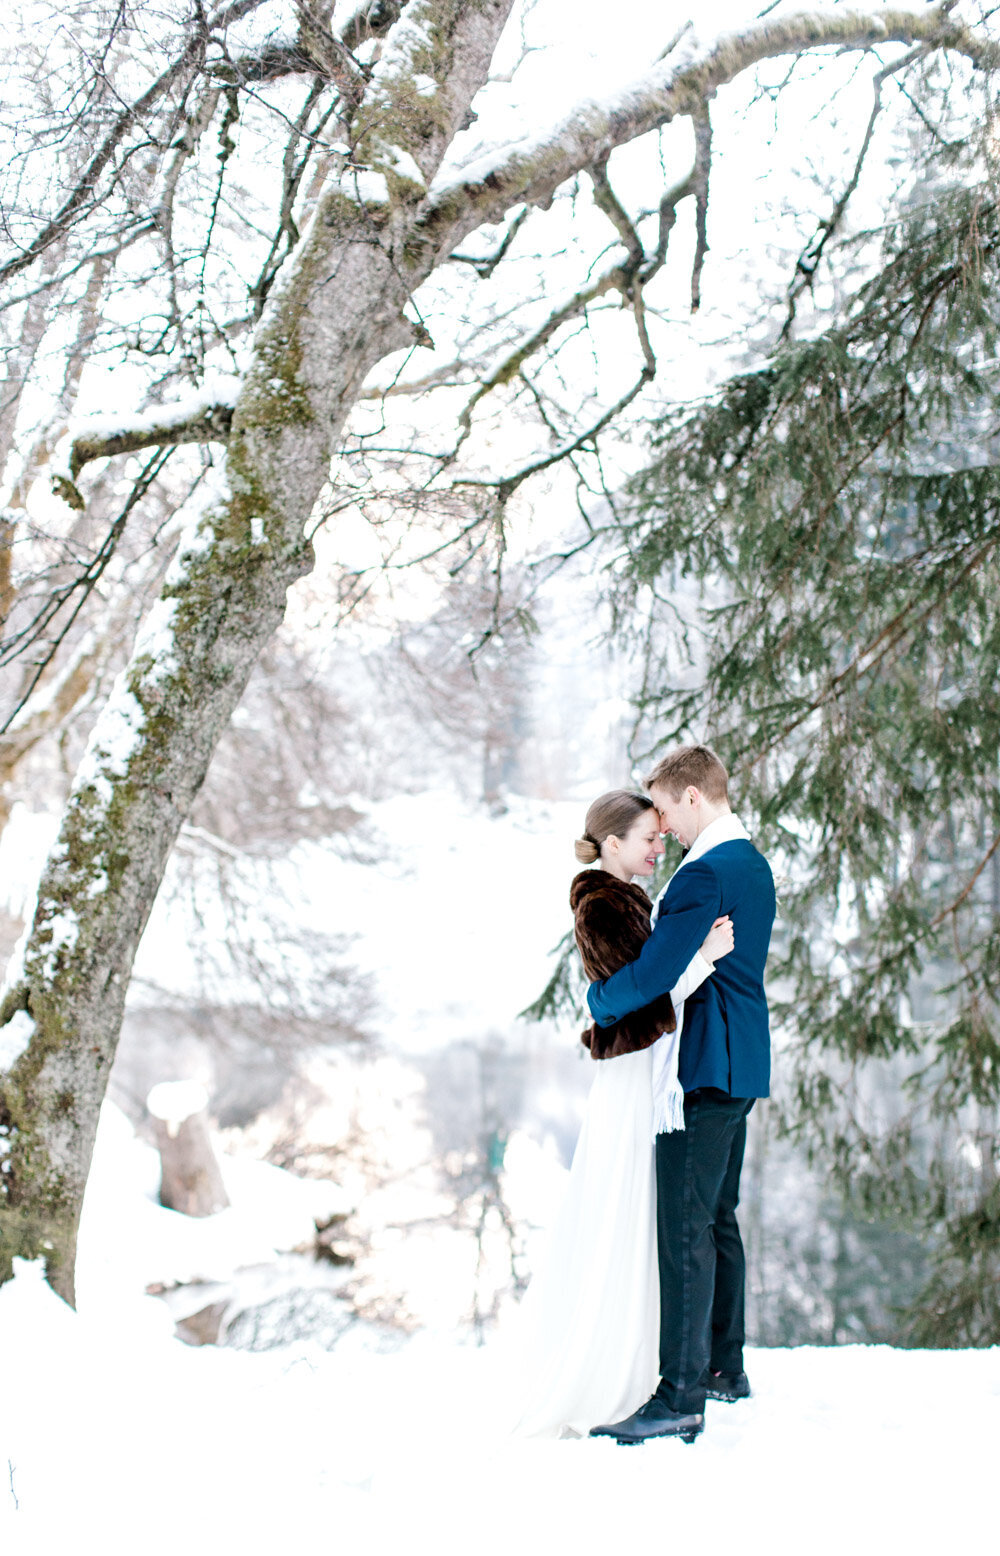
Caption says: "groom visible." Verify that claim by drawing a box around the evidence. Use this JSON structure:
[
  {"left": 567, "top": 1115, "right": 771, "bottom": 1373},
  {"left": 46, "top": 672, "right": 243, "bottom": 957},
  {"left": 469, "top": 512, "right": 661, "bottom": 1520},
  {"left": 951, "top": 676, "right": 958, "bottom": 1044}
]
[{"left": 587, "top": 744, "right": 775, "bottom": 1444}]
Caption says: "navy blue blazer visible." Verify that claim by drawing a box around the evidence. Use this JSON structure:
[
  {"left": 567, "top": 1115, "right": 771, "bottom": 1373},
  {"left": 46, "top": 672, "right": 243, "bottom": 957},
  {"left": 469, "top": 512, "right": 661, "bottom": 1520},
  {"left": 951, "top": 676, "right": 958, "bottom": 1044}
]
[{"left": 587, "top": 840, "right": 775, "bottom": 1098}]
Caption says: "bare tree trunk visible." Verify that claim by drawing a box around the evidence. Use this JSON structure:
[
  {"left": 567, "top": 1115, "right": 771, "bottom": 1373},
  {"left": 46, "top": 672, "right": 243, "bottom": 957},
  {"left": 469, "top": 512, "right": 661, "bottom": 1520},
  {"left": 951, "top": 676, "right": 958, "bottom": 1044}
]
[
  {"left": 0, "top": 1, "right": 987, "bottom": 1304},
  {"left": 0, "top": 0, "right": 516, "bottom": 1304},
  {"left": 149, "top": 1082, "right": 229, "bottom": 1217}
]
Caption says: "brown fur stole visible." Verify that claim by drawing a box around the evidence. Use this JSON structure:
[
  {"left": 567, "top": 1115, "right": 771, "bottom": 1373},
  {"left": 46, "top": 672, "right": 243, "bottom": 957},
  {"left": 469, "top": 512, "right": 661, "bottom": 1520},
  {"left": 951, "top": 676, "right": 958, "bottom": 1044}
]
[{"left": 570, "top": 869, "right": 676, "bottom": 1061}]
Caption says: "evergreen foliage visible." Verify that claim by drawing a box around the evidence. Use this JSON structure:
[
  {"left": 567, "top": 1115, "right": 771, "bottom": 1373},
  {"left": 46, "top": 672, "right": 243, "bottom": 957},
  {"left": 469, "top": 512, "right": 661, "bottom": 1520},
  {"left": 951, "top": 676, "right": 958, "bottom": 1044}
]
[{"left": 607, "top": 179, "right": 1000, "bottom": 1344}]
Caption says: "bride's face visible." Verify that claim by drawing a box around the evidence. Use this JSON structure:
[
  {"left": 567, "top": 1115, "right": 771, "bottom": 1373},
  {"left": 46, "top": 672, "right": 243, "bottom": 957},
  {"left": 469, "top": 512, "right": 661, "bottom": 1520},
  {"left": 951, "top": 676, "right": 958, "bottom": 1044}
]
[{"left": 610, "top": 809, "right": 665, "bottom": 879}]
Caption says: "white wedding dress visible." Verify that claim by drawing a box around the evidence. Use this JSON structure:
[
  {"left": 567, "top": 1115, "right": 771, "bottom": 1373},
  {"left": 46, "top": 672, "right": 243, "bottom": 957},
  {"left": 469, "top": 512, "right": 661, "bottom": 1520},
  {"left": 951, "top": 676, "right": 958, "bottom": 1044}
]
[{"left": 506, "top": 950, "right": 713, "bottom": 1439}]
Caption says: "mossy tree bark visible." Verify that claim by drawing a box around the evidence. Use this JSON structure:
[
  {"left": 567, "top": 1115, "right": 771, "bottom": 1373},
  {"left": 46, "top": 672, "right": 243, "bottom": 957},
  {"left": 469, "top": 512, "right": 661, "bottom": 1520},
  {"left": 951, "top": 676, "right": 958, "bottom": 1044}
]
[
  {"left": 0, "top": 2, "right": 992, "bottom": 1302},
  {"left": 0, "top": 0, "right": 519, "bottom": 1302}
]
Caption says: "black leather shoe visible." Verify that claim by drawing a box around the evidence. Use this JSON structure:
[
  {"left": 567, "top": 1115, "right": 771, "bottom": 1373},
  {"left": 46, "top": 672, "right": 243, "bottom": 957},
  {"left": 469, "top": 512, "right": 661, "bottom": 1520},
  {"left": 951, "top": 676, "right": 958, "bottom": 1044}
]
[
  {"left": 702, "top": 1369, "right": 751, "bottom": 1402},
  {"left": 589, "top": 1396, "right": 704, "bottom": 1445}
]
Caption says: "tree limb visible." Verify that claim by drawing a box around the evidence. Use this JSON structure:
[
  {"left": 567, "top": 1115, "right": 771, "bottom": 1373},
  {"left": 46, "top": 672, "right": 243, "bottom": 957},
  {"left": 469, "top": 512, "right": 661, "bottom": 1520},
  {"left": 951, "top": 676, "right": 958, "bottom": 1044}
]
[
  {"left": 409, "top": 7, "right": 995, "bottom": 268},
  {"left": 450, "top": 266, "right": 627, "bottom": 453},
  {"left": 214, "top": 0, "right": 407, "bottom": 86},
  {"left": 455, "top": 358, "right": 656, "bottom": 503},
  {"left": 689, "top": 103, "right": 712, "bottom": 313},
  {"left": 781, "top": 42, "right": 930, "bottom": 338},
  {"left": 55, "top": 397, "right": 237, "bottom": 504}
]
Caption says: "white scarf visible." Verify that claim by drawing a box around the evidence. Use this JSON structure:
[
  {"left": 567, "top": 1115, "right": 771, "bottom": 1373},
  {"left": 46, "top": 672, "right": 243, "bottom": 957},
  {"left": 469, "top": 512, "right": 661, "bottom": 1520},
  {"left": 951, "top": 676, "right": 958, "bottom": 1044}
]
[{"left": 650, "top": 813, "right": 751, "bottom": 1136}]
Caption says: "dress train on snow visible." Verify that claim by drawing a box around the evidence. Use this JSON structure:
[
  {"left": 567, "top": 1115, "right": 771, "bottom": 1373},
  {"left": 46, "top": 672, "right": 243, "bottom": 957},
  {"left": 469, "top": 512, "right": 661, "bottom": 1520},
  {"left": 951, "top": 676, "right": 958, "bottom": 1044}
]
[
  {"left": 506, "top": 1044, "right": 659, "bottom": 1438},
  {"left": 505, "top": 950, "right": 713, "bottom": 1439}
]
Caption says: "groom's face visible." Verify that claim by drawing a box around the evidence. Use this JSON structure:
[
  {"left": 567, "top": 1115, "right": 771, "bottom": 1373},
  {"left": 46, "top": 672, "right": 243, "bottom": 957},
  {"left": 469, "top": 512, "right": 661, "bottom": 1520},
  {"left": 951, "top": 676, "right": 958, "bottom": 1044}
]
[{"left": 649, "top": 782, "right": 697, "bottom": 848}]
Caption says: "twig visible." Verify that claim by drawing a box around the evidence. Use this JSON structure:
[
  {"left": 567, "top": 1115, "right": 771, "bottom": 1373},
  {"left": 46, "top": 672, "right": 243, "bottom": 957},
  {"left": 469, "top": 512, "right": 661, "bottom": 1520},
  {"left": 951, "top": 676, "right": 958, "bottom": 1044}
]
[
  {"left": 781, "top": 45, "right": 929, "bottom": 339},
  {"left": 454, "top": 363, "right": 655, "bottom": 503},
  {"left": 690, "top": 104, "right": 712, "bottom": 313},
  {"left": 0, "top": 0, "right": 267, "bottom": 286},
  {"left": 450, "top": 206, "right": 530, "bottom": 277}
]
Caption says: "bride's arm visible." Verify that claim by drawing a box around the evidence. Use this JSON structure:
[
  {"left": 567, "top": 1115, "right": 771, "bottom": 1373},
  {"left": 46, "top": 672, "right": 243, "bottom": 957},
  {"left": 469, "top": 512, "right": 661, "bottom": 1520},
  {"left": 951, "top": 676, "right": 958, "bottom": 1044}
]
[
  {"left": 670, "top": 950, "right": 715, "bottom": 1005},
  {"left": 670, "top": 916, "right": 734, "bottom": 1004}
]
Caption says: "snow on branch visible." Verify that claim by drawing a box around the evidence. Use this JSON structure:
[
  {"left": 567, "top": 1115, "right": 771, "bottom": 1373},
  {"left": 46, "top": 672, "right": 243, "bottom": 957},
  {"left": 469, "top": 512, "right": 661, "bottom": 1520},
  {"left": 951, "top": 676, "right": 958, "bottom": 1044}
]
[
  {"left": 54, "top": 378, "right": 242, "bottom": 508},
  {"left": 338, "top": 0, "right": 406, "bottom": 52},
  {"left": 412, "top": 6, "right": 997, "bottom": 264},
  {"left": 216, "top": 3, "right": 365, "bottom": 98},
  {"left": 217, "top": 0, "right": 407, "bottom": 86}
]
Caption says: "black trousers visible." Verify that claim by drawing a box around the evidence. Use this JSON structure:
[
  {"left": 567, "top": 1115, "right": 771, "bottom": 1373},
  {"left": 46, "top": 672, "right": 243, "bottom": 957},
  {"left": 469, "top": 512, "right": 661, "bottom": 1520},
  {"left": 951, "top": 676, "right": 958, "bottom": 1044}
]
[{"left": 654, "top": 1088, "right": 755, "bottom": 1414}]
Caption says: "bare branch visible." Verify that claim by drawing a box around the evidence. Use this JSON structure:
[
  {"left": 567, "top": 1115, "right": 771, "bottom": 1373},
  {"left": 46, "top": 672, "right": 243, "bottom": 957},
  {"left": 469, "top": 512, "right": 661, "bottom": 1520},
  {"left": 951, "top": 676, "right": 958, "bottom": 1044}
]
[
  {"left": 0, "top": 253, "right": 61, "bottom": 475},
  {"left": 781, "top": 43, "right": 930, "bottom": 338},
  {"left": 454, "top": 360, "right": 655, "bottom": 503},
  {"left": 451, "top": 266, "right": 626, "bottom": 453},
  {"left": 589, "top": 160, "right": 644, "bottom": 267},
  {"left": 0, "top": 222, "right": 156, "bottom": 314},
  {"left": 60, "top": 397, "right": 236, "bottom": 496},
  {"left": 5, "top": 256, "right": 114, "bottom": 517},
  {"left": 410, "top": 7, "right": 996, "bottom": 266},
  {"left": 689, "top": 104, "right": 712, "bottom": 313},
  {"left": 249, "top": 78, "right": 333, "bottom": 319},
  {"left": 156, "top": 81, "right": 223, "bottom": 355},
  {"left": 0, "top": 0, "right": 269, "bottom": 288},
  {"left": 450, "top": 205, "right": 530, "bottom": 276},
  {"left": 0, "top": 636, "right": 101, "bottom": 795}
]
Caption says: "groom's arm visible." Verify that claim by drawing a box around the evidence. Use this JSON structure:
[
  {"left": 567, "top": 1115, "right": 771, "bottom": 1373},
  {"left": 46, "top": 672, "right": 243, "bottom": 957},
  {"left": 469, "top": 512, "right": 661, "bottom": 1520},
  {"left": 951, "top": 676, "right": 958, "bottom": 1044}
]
[{"left": 587, "top": 858, "right": 722, "bottom": 1027}]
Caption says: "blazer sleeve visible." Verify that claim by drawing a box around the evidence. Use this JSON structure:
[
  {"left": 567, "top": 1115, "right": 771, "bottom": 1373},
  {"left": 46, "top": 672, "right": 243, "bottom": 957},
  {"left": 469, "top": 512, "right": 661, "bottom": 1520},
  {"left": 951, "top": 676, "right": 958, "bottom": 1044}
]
[{"left": 587, "top": 858, "right": 723, "bottom": 1026}]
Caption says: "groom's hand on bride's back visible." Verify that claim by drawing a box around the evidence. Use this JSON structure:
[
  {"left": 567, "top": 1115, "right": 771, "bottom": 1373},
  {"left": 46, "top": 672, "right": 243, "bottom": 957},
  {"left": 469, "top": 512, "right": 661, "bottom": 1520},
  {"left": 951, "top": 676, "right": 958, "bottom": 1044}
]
[{"left": 587, "top": 859, "right": 724, "bottom": 1025}]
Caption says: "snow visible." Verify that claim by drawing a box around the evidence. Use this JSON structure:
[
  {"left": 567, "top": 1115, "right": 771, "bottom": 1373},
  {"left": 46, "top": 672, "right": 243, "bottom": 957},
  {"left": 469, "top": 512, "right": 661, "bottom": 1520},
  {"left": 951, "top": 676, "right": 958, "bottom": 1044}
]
[
  {"left": 219, "top": 0, "right": 298, "bottom": 59},
  {"left": 379, "top": 144, "right": 427, "bottom": 188},
  {"left": 369, "top": 5, "right": 434, "bottom": 81},
  {"left": 37, "top": 909, "right": 77, "bottom": 974},
  {"left": 66, "top": 374, "right": 241, "bottom": 450},
  {"left": 0, "top": 1008, "right": 32, "bottom": 1069},
  {"left": 427, "top": 9, "right": 716, "bottom": 203},
  {"left": 146, "top": 1078, "right": 209, "bottom": 1127},
  {"left": 71, "top": 679, "right": 145, "bottom": 797},
  {"left": 343, "top": 166, "right": 392, "bottom": 206},
  {"left": 0, "top": 808, "right": 52, "bottom": 913},
  {"left": 71, "top": 1101, "right": 350, "bottom": 1302},
  {"left": 2, "top": 3, "right": 997, "bottom": 1519},
  {"left": 64, "top": 587, "right": 178, "bottom": 809},
  {"left": 130, "top": 595, "right": 180, "bottom": 684},
  {"left": 128, "top": 789, "right": 582, "bottom": 1033},
  {"left": 163, "top": 462, "right": 234, "bottom": 586},
  {"left": 1, "top": 788, "right": 999, "bottom": 1550},
  {"left": 1, "top": 1121, "right": 999, "bottom": 1556}
]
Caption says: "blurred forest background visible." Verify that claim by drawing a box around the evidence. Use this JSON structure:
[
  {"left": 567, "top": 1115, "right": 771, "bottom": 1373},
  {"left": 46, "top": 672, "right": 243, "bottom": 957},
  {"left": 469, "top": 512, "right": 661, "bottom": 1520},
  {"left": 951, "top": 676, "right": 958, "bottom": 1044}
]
[{"left": 2, "top": 0, "right": 999, "bottom": 1351}]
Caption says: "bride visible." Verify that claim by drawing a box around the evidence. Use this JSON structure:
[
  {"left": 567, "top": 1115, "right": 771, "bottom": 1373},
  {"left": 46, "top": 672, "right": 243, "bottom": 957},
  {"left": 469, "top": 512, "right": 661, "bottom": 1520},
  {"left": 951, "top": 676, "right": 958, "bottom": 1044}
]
[{"left": 508, "top": 789, "right": 733, "bottom": 1439}]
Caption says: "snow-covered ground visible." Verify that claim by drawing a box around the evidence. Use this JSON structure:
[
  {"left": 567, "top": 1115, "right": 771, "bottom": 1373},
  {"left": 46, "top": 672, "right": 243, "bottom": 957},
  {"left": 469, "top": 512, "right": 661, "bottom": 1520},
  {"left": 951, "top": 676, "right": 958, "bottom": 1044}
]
[
  {"left": 3, "top": 793, "right": 999, "bottom": 1553},
  {"left": 4, "top": 1191, "right": 999, "bottom": 1555}
]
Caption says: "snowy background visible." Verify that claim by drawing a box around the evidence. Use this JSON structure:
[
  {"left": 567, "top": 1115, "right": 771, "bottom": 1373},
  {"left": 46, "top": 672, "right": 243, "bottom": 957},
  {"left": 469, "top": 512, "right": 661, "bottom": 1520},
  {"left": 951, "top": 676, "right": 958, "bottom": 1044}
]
[
  {"left": 3, "top": 777, "right": 999, "bottom": 1550},
  {"left": 3, "top": 0, "right": 999, "bottom": 1548}
]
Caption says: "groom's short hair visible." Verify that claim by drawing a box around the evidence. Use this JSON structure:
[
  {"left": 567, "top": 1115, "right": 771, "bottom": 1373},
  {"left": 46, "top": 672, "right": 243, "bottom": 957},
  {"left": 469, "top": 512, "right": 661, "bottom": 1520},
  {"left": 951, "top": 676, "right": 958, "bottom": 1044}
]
[{"left": 645, "top": 744, "right": 729, "bottom": 803}]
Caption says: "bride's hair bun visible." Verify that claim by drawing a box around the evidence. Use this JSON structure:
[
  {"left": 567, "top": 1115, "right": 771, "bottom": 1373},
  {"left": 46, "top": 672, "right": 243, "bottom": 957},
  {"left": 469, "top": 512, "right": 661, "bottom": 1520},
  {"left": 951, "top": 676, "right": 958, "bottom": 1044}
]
[
  {"left": 575, "top": 789, "right": 656, "bottom": 868},
  {"left": 574, "top": 835, "right": 600, "bottom": 864}
]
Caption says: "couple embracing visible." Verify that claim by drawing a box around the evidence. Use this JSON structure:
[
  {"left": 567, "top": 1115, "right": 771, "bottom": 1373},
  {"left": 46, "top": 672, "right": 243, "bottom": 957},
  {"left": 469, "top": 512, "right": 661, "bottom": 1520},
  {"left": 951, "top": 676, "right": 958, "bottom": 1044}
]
[{"left": 511, "top": 744, "right": 775, "bottom": 1445}]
